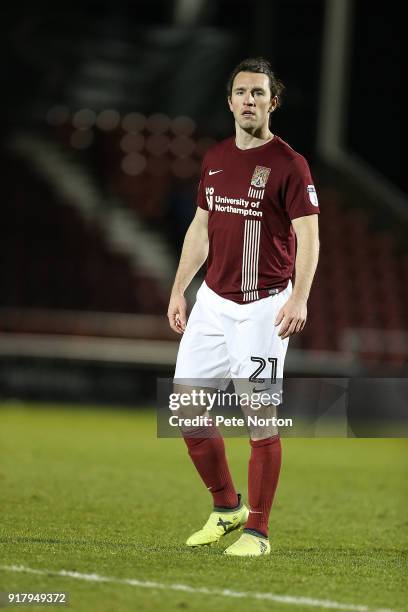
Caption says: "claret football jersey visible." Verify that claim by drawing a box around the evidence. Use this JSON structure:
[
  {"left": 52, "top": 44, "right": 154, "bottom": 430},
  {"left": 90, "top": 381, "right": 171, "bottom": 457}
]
[{"left": 197, "top": 135, "right": 320, "bottom": 304}]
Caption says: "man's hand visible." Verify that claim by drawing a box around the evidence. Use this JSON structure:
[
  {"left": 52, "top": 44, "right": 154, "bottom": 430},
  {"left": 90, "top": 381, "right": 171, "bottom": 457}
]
[
  {"left": 275, "top": 296, "right": 307, "bottom": 339},
  {"left": 167, "top": 292, "right": 187, "bottom": 334}
]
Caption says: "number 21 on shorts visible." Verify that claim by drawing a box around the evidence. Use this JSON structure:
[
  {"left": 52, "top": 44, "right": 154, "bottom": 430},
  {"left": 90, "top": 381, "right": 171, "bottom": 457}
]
[{"left": 249, "top": 357, "right": 278, "bottom": 384}]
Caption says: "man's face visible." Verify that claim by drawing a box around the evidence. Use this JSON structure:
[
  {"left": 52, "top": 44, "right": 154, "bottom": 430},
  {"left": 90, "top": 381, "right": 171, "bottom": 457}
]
[{"left": 228, "top": 71, "right": 276, "bottom": 132}]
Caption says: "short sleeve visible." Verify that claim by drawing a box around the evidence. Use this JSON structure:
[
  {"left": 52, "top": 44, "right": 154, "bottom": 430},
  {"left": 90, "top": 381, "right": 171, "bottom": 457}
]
[
  {"left": 283, "top": 156, "right": 320, "bottom": 220},
  {"left": 196, "top": 154, "right": 209, "bottom": 210}
]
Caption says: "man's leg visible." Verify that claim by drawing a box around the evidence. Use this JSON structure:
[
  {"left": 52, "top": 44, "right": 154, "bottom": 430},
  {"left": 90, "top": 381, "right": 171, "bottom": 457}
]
[
  {"left": 173, "top": 284, "right": 249, "bottom": 545},
  {"left": 175, "top": 385, "right": 238, "bottom": 509},
  {"left": 223, "top": 285, "right": 291, "bottom": 556},
  {"left": 224, "top": 398, "right": 282, "bottom": 555},
  {"left": 245, "top": 434, "right": 282, "bottom": 538},
  {"left": 224, "top": 435, "right": 281, "bottom": 556},
  {"left": 183, "top": 431, "right": 238, "bottom": 508},
  {"left": 237, "top": 400, "right": 282, "bottom": 538},
  {"left": 174, "top": 386, "right": 249, "bottom": 547}
]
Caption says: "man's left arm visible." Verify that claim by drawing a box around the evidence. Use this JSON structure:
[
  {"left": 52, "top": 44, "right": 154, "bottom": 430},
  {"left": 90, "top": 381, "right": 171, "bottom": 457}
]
[{"left": 275, "top": 214, "right": 320, "bottom": 339}]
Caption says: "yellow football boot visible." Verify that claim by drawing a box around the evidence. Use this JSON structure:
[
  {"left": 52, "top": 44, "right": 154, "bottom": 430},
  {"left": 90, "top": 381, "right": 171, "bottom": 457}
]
[{"left": 186, "top": 495, "right": 249, "bottom": 547}]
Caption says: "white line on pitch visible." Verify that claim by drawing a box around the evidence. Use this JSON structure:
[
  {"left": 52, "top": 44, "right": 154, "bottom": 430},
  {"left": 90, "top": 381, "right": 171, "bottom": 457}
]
[{"left": 0, "top": 565, "right": 392, "bottom": 612}]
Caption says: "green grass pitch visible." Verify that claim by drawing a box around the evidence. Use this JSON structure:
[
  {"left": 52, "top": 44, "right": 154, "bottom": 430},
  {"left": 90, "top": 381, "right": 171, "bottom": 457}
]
[{"left": 0, "top": 402, "right": 407, "bottom": 611}]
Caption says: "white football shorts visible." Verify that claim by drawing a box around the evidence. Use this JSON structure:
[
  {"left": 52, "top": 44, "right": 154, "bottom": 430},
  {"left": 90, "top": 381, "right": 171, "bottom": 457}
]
[{"left": 174, "top": 281, "right": 291, "bottom": 395}]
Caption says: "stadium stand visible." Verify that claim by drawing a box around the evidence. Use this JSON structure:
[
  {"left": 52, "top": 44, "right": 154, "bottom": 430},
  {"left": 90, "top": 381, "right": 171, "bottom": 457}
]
[
  {"left": 1, "top": 155, "right": 167, "bottom": 315},
  {"left": 1, "top": 1, "right": 406, "bottom": 396}
]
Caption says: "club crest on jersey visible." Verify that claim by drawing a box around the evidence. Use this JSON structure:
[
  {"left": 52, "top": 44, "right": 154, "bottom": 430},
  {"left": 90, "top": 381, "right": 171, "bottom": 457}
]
[
  {"left": 307, "top": 184, "right": 319, "bottom": 207},
  {"left": 251, "top": 165, "right": 271, "bottom": 188}
]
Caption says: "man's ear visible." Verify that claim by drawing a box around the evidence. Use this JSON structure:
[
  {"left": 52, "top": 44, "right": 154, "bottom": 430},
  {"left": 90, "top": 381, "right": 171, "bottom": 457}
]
[
  {"left": 269, "top": 95, "right": 278, "bottom": 113},
  {"left": 227, "top": 96, "right": 233, "bottom": 112}
]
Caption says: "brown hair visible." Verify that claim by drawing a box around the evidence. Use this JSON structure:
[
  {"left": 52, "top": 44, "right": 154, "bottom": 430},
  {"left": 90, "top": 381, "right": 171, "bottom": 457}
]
[{"left": 226, "top": 57, "right": 285, "bottom": 109}]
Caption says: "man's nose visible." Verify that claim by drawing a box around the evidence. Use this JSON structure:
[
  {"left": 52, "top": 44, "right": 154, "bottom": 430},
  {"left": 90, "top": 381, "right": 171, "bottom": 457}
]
[{"left": 244, "top": 93, "right": 255, "bottom": 105}]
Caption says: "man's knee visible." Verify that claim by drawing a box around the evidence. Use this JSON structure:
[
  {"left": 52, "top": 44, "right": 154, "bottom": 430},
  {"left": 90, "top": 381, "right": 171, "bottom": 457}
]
[{"left": 240, "top": 401, "right": 279, "bottom": 440}]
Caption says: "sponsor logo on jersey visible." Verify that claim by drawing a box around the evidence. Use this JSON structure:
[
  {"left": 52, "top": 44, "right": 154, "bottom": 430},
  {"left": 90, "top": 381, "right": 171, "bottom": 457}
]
[
  {"left": 205, "top": 186, "right": 214, "bottom": 210},
  {"left": 250, "top": 165, "right": 271, "bottom": 188},
  {"left": 205, "top": 187, "right": 263, "bottom": 218},
  {"left": 209, "top": 169, "right": 223, "bottom": 175},
  {"left": 307, "top": 184, "right": 319, "bottom": 207}
]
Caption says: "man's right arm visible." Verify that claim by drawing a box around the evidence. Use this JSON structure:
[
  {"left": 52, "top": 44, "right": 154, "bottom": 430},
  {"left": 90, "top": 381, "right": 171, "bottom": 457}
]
[{"left": 167, "top": 207, "right": 209, "bottom": 334}]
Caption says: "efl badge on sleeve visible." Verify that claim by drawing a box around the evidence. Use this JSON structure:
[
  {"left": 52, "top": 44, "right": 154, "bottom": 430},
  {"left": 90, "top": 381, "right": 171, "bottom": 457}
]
[
  {"left": 251, "top": 165, "right": 271, "bottom": 188},
  {"left": 307, "top": 184, "right": 319, "bottom": 207}
]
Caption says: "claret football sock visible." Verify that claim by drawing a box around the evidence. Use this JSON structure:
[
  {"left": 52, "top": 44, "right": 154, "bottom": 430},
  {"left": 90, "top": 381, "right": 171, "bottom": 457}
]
[
  {"left": 245, "top": 435, "right": 282, "bottom": 537},
  {"left": 183, "top": 426, "right": 238, "bottom": 508}
]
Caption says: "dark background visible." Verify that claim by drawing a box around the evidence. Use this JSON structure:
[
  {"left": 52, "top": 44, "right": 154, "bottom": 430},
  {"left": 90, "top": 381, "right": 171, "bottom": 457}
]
[{"left": 0, "top": 0, "right": 406, "bottom": 403}]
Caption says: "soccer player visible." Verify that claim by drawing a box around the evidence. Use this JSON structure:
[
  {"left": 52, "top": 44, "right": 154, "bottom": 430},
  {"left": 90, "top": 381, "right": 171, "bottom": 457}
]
[{"left": 167, "top": 57, "right": 320, "bottom": 556}]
